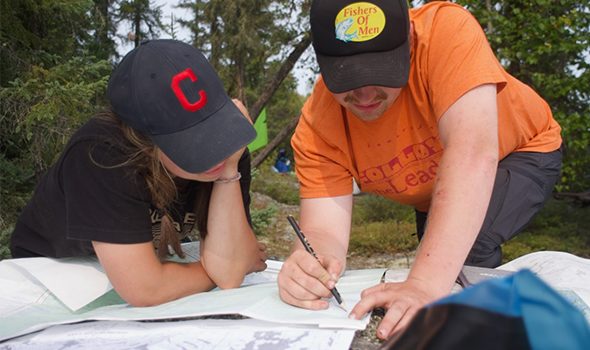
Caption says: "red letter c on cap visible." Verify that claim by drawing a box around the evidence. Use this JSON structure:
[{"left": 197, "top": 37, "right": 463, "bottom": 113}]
[{"left": 171, "top": 68, "right": 207, "bottom": 112}]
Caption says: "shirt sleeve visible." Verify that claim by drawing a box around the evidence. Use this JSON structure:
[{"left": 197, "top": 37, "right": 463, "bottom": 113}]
[
  {"left": 291, "top": 104, "right": 354, "bottom": 199},
  {"left": 61, "top": 140, "right": 153, "bottom": 244},
  {"left": 425, "top": 5, "right": 507, "bottom": 120}
]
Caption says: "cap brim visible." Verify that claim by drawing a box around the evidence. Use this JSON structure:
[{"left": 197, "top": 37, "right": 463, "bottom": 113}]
[
  {"left": 316, "top": 39, "right": 410, "bottom": 94},
  {"left": 153, "top": 99, "right": 256, "bottom": 173}
]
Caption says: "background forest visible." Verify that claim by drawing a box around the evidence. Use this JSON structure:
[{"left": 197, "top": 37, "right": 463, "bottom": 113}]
[{"left": 1, "top": 0, "right": 589, "bottom": 260}]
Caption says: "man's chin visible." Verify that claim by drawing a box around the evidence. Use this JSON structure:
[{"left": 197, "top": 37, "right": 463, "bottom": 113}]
[{"left": 351, "top": 109, "right": 384, "bottom": 121}]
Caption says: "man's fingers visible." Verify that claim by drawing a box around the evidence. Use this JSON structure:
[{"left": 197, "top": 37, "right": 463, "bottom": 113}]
[
  {"left": 318, "top": 255, "right": 343, "bottom": 281},
  {"left": 278, "top": 265, "right": 330, "bottom": 309},
  {"left": 293, "top": 250, "right": 335, "bottom": 288},
  {"left": 376, "top": 301, "right": 412, "bottom": 340},
  {"left": 285, "top": 258, "right": 333, "bottom": 297},
  {"left": 387, "top": 307, "right": 418, "bottom": 338},
  {"left": 349, "top": 284, "right": 393, "bottom": 319},
  {"left": 360, "top": 282, "right": 388, "bottom": 298},
  {"left": 279, "top": 285, "right": 329, "bottom": 310},
  {"left": 277, "top": 251, "right": 345, "bottom": 310}
]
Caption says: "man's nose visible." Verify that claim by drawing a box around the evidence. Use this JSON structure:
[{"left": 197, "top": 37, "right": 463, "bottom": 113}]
[{"left": 351, "top": 86, "right": 377, "bottom": 101}]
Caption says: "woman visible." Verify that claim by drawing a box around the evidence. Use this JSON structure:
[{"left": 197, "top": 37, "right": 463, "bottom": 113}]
[{"left": 10, "top": 40, "right": 267, "bottom": 306}]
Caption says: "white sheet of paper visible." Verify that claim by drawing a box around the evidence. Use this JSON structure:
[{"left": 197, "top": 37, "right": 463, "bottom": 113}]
[
  {"left": 0, "top": 260, "right": 50, "bottom": 317},
  {"left": 6, "top": 257, "right": 111, "bottom": 312}
]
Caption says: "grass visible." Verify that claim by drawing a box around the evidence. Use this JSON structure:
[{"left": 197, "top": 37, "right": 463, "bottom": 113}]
[
  {"left": 349, "top": 220, "right": 418, "bottom": 255},
  {"left": 250, "top": 164, "right": 300, "bottom": 206},
  {"left": 503, "top": 198, "right": 590, "bottom": 261},
  {"left": 350, "top": 196, "right": 418, "bottom": 256}
]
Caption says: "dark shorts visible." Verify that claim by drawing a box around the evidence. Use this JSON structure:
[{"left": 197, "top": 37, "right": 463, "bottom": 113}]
[{"left": 415, "top": 147, "right": 563, "bottom": 268}]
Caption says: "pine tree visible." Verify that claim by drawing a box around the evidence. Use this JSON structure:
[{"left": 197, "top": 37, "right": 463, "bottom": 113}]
[{"left": 115, "top": 0, "right": 165, "bottom": 47}]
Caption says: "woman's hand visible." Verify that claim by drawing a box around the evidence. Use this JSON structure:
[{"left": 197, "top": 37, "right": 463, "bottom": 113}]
[{"left": 247, "top": 241, "right": 268, "bottom": 274}]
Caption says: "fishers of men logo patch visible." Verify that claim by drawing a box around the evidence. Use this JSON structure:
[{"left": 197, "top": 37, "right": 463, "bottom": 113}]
[{"left": 334, "top": 2, "right": 386, "bottom": 42}]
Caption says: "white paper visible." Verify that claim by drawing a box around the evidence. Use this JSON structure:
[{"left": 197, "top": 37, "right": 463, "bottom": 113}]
[
  {"left": 6, "top": 257, "right": 111, "bottom": 312},
  {"left": 1, "top": 319, "right": 356, "bottom": 350},
  {"left": 0, "top": 260, "right": 50, "bottom": 317}
]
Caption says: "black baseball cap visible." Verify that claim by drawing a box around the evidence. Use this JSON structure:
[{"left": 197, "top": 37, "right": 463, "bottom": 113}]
[
  {"left": 107, "top": 39, "right": 256, "bottom": 173},
  {"left": 310, "top": 0, "right": 410, "bottom": 93}
]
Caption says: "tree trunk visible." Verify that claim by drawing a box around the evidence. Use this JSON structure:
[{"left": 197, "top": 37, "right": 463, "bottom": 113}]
[
  {"left": 93, "top": 0, "right": 112, "bottom": 60},
  {"left": 252, "top": 115, "right": 299, "bottom": 168},
  {"left": 485, "top": 0, "right": 493, "bottom": 33},
  {"left": 134, "top": 5, "right": 141, "bottom": 47},
  {"left": 249, "top": 34, "right": 311, "bottom": 123}
]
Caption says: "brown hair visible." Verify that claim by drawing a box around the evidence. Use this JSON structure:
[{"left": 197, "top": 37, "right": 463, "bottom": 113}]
[{"left": 94, "top": 111, "right": 212, "bottom": 259}]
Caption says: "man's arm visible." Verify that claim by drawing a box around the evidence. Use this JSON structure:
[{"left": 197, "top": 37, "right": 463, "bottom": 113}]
[
  {"left": 350, "top": 83, "right": 499, "bottom": 339},
  {"left": 278, "top": 195, "right": 353, "bottom": 309},
  {"left": 410, "top": 83, "right": 499, "bottom": 295}
]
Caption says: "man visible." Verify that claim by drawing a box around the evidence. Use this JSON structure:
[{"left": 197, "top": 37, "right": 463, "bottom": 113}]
[{"left": 277, "top": 0, "right": 562, "bottom": 340}]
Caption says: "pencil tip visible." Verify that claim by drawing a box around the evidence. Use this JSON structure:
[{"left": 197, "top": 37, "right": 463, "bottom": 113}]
[{"left": 338, "top": 302, "right": 348, "bottom": 313}]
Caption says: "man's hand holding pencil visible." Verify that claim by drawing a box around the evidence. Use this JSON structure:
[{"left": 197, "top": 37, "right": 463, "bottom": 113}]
[{"left": 277, "top": 216, "right": 348, "bottom": 312}]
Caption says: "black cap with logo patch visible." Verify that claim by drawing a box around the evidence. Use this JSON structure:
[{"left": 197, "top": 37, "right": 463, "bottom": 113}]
[
  {"left": 107, "top": 39, "right": 256, "bottom": 173},
  {"left": 311, "top": 0, "right": 410, "bottom": 93}
]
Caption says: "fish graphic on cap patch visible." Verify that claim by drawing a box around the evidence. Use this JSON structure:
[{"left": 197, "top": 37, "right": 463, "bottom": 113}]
[{"left": 335, "top": 17, "right": 357, "bottom": 42}]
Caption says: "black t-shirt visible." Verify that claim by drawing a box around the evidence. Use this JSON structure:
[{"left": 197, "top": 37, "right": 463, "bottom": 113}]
[{"left": 10, "top": 117, "right": 252, "bottom": 258}]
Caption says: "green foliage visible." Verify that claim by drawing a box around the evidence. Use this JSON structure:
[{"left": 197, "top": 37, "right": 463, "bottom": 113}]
[
  {"left": 350, "top": 194, "right": 417, "bottom": 255},
  {"left": 1, "top": 57, "right": 111, "bottom": 174},
  {"left": 0, "top": 0, "right": 115, "bottom": 256},
  {"left": 265, "top": 76, "right": 306, "bottom": 144},
  {"left": 0, "top": 227, "right": 11, "bottom": 260},
  {"left": 502, "top": 198, "right": 590, "bottom": 261},
  {"left": 352, "top": 194, "right": 415, "bottom": 224},
  {"left": 251, "top": 204, "right": 278, "bottom": 237},
  {"left": 555, "top": 110, "right": 590, "bottom": 191},
  {"left": 349, "top": 220, "right": 418, "bottom": 256},
  {"left": 0, "top": 153, "right": 28, "bottom": 260},
  {"left": 0, "top": 56, "right": 111, "bottom": 244},
  {"left": 0, "top": 0, "right": 97, "bottom": 86}
]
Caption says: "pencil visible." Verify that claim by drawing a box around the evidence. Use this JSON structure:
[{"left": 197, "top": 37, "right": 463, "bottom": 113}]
[{"left": 287, "top": 215, "right": 347, "bottom": 311}]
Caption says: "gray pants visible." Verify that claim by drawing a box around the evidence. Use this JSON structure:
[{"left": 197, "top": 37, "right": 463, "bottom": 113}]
[{"left": 415, "top": 147, "right": 563, "bottom": 268}]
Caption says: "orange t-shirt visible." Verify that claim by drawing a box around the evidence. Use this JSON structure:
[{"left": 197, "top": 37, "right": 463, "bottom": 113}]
[{"left": 292, "top": 2, "right": 562, "bottom": 211}]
